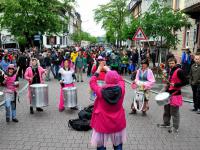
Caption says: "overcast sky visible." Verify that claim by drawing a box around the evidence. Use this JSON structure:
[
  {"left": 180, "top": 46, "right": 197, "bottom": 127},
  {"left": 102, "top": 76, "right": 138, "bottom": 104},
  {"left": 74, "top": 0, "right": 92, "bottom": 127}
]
[{"left": 76, "top": 0, "right": 110, "bottom": 37}]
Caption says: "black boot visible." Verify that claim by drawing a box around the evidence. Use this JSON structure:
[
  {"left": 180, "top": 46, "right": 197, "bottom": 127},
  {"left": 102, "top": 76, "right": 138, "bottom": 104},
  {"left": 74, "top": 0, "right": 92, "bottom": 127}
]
[
  {"left": 30, "top": 107, "right": 34, "bottom": 114},
  {"left": 36, "top": 107, "right": 43, "bottom": 112},
  {"left": 6, "top": 118, "right": 10, "bottom": 122},
  {"left": 12, "top": 118, "right": 19, "bottom": 123}
]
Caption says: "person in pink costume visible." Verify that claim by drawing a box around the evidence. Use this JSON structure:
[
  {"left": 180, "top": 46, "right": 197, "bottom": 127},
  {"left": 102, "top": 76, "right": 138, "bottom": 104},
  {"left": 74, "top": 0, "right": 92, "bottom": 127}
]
[
  {"left": 24, "top": 58, "right": 46, "bottom": 114},
  {"left": 90, "top": 64, "right": 126, "bottom": 150},
  {"left": 91, "top": 56, "right": 106, "bottom": 81},
  {"left": 2, "top": 64, "right": 19, "bottom": 123},
  {"left": 158, "top": 57, "right": 187, "bottom": 133},
  {"left": 130, "top": 59, "right": 155, "bottom": 114},
  {"left": 58, "top": 59, "right": 76, "bottom": 111}
]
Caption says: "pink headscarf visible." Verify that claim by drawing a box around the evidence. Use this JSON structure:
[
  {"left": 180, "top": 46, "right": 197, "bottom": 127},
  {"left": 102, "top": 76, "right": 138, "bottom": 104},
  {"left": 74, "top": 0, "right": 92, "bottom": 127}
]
[{"left": 105, "top": 71, "right": 120, "bottom": 84}]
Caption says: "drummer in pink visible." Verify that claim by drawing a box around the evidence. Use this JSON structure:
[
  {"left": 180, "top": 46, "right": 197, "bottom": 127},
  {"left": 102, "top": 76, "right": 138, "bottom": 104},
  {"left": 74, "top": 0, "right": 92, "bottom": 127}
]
[
  {"left": 130, "top": 59, "right": 155, "bottom": 114},
  {"left": 24, "top": 58, "right": 46, "bottom": 114},
  {"left": 58, "top": 59, "right": 76, "bottom": 111}
]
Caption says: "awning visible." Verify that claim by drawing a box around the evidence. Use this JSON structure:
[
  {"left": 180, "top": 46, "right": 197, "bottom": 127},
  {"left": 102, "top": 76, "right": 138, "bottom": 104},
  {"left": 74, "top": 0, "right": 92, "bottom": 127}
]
[{"left": 183, "top": 2, "right": 200, "bottom": 19}]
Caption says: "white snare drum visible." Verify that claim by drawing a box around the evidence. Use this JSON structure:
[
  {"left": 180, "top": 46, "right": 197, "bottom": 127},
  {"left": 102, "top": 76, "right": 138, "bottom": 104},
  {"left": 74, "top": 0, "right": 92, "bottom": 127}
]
[
  {"left": 133, "top": 91, "right": 145, "bottom": 111},
  {"left": 135, "top": 91, "right": 144, "bottom": 102},
  {"left": 155, "top": 92, "right": 170, "bottom": 106}
]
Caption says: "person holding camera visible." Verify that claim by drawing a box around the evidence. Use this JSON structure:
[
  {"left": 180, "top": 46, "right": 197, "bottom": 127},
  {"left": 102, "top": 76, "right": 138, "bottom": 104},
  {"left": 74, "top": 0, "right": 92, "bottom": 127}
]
[{"left": 90, "top": 64, "right": 126, "bottom": 150}]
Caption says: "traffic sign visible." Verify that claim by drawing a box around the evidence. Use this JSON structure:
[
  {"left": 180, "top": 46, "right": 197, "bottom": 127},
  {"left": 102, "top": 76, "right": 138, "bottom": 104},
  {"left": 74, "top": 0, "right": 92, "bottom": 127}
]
[{"left": 132, "top": 27, "right": 148, "bottom": 41}]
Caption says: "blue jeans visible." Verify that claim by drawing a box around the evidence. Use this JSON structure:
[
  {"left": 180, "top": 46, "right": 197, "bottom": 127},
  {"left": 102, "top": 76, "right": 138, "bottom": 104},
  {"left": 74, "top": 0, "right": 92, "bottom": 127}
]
[
  {"left": 5, "top": 93, "right": 16, "bottom": 119},
  {"left": 54, "top": 65, "right": 60, "bottom": 79},
  {"left": 97, "top": 144, "right": 122, "bottom": 150}
]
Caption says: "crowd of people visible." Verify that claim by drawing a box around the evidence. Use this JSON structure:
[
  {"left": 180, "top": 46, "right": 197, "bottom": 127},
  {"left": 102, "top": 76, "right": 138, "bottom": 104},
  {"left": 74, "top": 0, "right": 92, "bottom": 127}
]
[{"left": 0, "top": 45, "right": 200, "bottom": 150}]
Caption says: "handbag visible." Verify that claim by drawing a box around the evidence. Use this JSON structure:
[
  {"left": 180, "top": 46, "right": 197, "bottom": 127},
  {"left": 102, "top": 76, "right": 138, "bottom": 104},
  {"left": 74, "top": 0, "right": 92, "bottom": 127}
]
[{"left": 68, "top": 118, "right": 91, "bottom": 131}]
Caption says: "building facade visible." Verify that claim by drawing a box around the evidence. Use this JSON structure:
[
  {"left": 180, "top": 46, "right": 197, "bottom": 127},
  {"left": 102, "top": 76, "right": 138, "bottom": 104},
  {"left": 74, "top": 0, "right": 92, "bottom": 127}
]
[
  {"left": 128, "top": 0, "right": 200, "bottom": 62},
  {"left": 43, "top": 9, "right": 82, "bottom": 48}
]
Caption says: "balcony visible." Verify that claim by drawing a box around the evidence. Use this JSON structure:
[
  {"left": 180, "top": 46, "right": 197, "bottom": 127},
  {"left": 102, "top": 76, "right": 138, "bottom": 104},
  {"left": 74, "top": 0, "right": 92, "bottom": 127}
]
[
  {"left": 183, "top": 0, "right": 200, "bottom": 19},
  {"left": 128, "top": 0, "right": 142, "bottom": 11}
]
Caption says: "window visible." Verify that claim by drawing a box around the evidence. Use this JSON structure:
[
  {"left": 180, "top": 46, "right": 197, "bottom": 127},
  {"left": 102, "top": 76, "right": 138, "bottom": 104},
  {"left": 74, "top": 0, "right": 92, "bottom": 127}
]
[
  {"left": 194, "top": 29, "right": 197, "bottom": 43},
  {"left": 175, "top": 0, "right": 179, "bottom": 10},
  {"left": 185, "top": 31, "right": 190, "bottom": 47},
  {"left": 60, "top": 36, "right": 62, "bottom": 45},
  {"left": 47, "top": 36, "right": 56, "bottom": 45}
]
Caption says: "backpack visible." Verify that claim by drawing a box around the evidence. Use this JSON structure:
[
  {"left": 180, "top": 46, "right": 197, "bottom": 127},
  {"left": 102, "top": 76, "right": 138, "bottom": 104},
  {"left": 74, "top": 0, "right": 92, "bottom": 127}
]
[
  {"left": 68, "top": 119, "right": 91, "bottom": 131},
  {"left": 78, "top": 104, "right": 94, "bottom": 120}
]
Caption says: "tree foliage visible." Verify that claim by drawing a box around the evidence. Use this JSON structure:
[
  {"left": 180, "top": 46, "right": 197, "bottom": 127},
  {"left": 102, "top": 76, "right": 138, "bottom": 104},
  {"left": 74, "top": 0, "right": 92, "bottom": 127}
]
[
  {"left": 71, "top": 30, "right": 97, "bottom": 44},
  {"left": 94, "top": 0, "right": 128, "bottom": 46},
  {"left": 141, "top": 0, "right": 191, "bottom": 48},
  {"left": 121, "top": 17, "right": 141, "bottom": 40},
  {"left": 0, "top": 0, "right": 75, "bottom": 47}
]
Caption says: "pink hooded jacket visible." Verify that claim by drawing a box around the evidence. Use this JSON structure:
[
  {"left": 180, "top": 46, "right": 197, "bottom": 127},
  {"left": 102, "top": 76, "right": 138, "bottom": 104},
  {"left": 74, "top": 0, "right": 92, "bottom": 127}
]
[
  {"left": 89, "top": 71, "right": 126, "bottom": 133},
  {"left": 24, "top": 66, "right": 45, "bottom": 84},
  {"left": 24, "top": 66, "right": 46, "bottom": 100}
]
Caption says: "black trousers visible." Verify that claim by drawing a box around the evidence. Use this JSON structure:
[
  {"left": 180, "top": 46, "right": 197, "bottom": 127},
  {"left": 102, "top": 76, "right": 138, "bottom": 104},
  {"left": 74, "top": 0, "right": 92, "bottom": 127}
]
[{"left": 191, "top": 85, "right": 200, "bottom": 110}]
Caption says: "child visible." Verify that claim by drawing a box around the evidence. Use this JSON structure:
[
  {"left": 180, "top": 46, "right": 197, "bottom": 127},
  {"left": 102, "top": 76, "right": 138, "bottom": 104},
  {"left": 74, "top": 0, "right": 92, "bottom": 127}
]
[{"left": 3, "top": 64, "right": 19, "bottom": 122}]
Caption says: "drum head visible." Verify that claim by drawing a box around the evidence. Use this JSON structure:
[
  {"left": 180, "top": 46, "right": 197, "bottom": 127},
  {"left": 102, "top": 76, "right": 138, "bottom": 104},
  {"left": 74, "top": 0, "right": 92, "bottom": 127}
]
[
  {"left": 63, "top": 87, "right": 77, "bottom": 91},
  {"left": 155, "top": 92, "right": 170, "bottom": 101},
  {"left": 0, "top": 91, "right": 3, "bottom": 96},
  {"left": 30, "top": 84, "right": 48, "bottom": 88}
]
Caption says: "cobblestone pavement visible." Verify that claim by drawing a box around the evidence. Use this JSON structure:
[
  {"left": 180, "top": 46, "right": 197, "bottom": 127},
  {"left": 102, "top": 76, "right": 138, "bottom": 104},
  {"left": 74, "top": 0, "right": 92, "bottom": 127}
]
[{"left": 0, "top": 75, "right": 200, "bottom": 150}]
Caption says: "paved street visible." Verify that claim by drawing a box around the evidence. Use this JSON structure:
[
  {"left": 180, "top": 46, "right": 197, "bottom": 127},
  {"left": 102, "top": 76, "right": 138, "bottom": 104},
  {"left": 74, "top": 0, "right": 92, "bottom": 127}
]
[{"left": 0, "top": 74, "right": 200, "bottom": 150}]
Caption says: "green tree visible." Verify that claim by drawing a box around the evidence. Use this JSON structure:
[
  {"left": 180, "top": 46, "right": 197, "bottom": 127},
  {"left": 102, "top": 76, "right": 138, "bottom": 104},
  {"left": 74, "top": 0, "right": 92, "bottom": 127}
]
[
  {"left": 141, "top": 0, "right": 190, "bottom": 49},
  {"left": 0, "top": 0, "right": 75, "bottom": 48},
  {"left": 121, "top": 17, "right": 141, "bottom": 40},
  {"left": 71, "top": 30, "right": 97, "bottom": 44},
  {"left": 94, "top": 0, "right": 128, "bottom": 47}
]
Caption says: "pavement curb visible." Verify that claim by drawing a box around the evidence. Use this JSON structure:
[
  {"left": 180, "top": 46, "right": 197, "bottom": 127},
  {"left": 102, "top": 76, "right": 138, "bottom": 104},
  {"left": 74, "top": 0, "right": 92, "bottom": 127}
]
[{"left": 124, "top": 79, "right": 193, "bottom": 103}]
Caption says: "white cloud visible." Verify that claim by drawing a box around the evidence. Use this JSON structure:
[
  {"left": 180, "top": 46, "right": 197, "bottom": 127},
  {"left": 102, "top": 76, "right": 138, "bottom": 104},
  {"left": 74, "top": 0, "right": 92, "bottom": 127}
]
[{"left": 76, "top": 0, "right": 110, "bottom": 37}]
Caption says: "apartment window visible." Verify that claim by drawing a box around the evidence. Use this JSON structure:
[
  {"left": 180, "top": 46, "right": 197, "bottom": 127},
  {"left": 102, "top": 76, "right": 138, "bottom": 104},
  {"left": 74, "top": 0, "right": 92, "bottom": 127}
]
[
  {"left": 194, "top": 29, "right": 197, "bottom": 43},
  {"left": 47, "top": 36, "right": 56, "bottom": 45},
  {"left": 60, "top": 36, "right": 62, "bottom": 45},
  {"left": 175, "top": 0, "right": 179, "bottom": 10},
  {"left": 185, "top": 31, "right": 190, "bottom": 47},
  {"left": 63, "top": 36, "right": 66, "bottom": 45}
]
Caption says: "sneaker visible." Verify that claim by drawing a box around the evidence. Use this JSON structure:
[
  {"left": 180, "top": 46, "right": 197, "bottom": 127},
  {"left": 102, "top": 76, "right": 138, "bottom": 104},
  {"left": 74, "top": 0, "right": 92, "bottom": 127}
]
[
  {"left": 77, "top": 80, "right": 79, "bottom": 82},
  {"left": 157, "top": 123, "right": 171, "bottom": 128},
  {"left": 36, "top": 107, "right": 43, "bottom": 112},
  {"left": 190, "top": 108, "right": 198, "bottom": 112},
  {"left": 12, "top": 118, "right": 19, "bottom": 123},
  {"left": 81, "top": 80, "right": 84, "bottom": 82},
  {"left": 196, "top": 110, "right": 200, "bottom": 114},
  {"left": 70, "top": 106, "right": 78, "bottom": 110},
  {"left": 168, "top": 127, "right": 179, "bottom": 133},
  {"left": 59, "top": 108, "right": 65, "bottom": 112},
  {"left": 129, "top": 110, "right": 137, "bottom": 114},
  {"left": 6, "top": 118, "right": 10, "bottom": 122},
  {"left": 142, "top": 111, "right": 147, "bottom": 116}
]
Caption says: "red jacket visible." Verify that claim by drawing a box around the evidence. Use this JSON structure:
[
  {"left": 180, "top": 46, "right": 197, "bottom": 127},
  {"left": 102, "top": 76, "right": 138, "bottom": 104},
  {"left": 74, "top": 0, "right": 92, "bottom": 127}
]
[
  {"left": 91, "top": 65, "right": 106, "bottom": 81},
  {"left": 89, "top": 75, "right": 126, "bottom": 133}
]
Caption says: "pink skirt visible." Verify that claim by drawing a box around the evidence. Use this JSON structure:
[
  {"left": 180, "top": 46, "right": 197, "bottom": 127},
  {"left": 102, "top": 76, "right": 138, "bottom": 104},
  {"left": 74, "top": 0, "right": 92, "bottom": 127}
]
[{"left": 91, "top": 128, "right": 126, "bottom": 147}]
